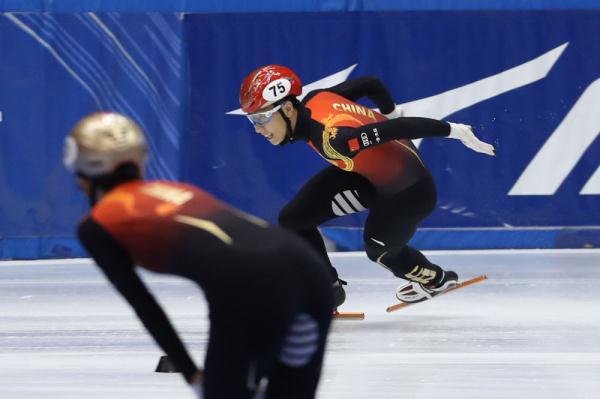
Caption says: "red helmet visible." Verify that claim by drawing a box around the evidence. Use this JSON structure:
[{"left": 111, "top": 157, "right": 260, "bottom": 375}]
[{"left": 239, "top": 65, "right": 302, "bottom": 114}]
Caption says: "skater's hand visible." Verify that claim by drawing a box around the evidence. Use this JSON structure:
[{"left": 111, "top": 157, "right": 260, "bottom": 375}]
[
  {"left": 447, "top": 123, "right": 495, "bottom": 156},
  {"left": 189, "top": 371, "right": 204, "bottom": 398}
]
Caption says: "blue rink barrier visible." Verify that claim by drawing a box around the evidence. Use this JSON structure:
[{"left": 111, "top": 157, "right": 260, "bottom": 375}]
[
  {"left": 2, "top": 227, "right": 598, "bottom": 260},
  {"left": 0, "top": 238, "right": 86, "bottom": 260},
  {"left": 322, "top": 228, "right": 600, "bottom": 251},
  {"left": 1, "top": 9, "right": 600, "bottom": 258},
  {"left": 2, "top": 0, "right": 600, "bottom": 12},
  {"left": 184, "top": 11, "right": 600, "bottom": 251}
]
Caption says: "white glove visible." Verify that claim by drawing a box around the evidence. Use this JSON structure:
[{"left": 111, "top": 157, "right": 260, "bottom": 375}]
[
  {"left": 383, "top": 106, "right": 404, "bottom": 119},
  {"left": 447, "top": 123, "right": 495, "bottom": 156}
]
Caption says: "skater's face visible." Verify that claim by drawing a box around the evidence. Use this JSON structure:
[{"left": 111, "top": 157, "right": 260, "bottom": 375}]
[{"left": 251, "top": 101, "right": 296, "bottom": 146}]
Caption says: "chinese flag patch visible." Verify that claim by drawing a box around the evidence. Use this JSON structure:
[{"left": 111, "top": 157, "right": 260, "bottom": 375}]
[{"left": 348, "top": 138, "right": 360, "bottom": 152}]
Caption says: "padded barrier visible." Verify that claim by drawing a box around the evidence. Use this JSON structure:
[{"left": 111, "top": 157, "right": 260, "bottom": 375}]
[{"left": 1, "top": 9, "right": 599, "bottom": 258}]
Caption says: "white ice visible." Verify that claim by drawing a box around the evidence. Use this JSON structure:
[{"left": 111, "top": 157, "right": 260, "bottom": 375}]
[{"left": 1, "top": 249, "right": 599, "bottom": 399}]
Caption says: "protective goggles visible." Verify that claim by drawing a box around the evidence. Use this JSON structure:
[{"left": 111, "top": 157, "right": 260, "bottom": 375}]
[{"left": 246, "top": 104, "right": 282, "bottom": 127}]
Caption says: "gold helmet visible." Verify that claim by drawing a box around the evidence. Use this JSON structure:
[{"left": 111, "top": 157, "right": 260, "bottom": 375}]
[{"left": 64, "top": 112, "right": 148, "bottom": 178}]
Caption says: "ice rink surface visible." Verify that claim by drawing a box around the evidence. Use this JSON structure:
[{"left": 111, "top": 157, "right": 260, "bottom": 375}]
[{"left": 1, "top": 249, "right": 599, "bottom": 399}]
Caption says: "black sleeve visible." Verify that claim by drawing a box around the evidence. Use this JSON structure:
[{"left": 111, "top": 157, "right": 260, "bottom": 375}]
[
  {"left": 328, "top": 76, "right": 397, "bottom": 114},
  {"left": 346, "top": 117, "right": 451, "bottom": 151},
  {"left": 77, "top": 217, "right": 199, "bottom": 382}
]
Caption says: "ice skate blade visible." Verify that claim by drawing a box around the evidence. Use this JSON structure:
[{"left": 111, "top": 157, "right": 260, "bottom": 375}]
[
  {"left": 333, "top": 311, "right": 365, "bottom": 320},
  {"left": 386, "top": 275, "right": 488, "bottom": 313}
]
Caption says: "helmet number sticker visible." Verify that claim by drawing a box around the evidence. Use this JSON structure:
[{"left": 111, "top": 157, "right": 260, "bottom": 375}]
[{"left": 263, "top": 78, "right": 291, "bottom": 102}]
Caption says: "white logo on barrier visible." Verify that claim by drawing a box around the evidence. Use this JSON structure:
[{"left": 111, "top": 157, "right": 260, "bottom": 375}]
[
  {"left": 228, "top": 42, "right": 599, "bottom": 194},
  {"left": 509, "top": 78, "right": 600, "bottom": 195},
  {"left": 390, "top": 42, "right": 598, "bottom": 195}
]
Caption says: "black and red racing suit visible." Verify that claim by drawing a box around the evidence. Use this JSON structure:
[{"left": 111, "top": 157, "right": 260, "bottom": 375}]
[
  {"left": 280, "top": 76, "right": 452, "bottom": 286},
  {"left": 77, "top": 179, "right": 332, "bottom": 399}
]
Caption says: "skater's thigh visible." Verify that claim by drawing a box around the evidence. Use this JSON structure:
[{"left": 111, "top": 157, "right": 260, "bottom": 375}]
[
  {"left": 280, "top": 166, "right": 375, "bottom": 228},
  {"left": 365, "top": 177, "right": 436, "bottom": 245}
]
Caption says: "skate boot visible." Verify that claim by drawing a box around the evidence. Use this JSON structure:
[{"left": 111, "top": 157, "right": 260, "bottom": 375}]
[
  {"left": 396, "top": 270, "right": 458, "bottom": 303},
  {"left": 332, "top": 278, "right": 347, "bottom": 309}
]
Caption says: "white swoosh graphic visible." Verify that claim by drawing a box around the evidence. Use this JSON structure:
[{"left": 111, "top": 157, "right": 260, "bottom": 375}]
[
  {"left": 581, "top": 165, "right": 600, "bottom": 195},
  {"left": 5, "top": 13, "right": 102, "bottom": 107},
  {"left": 406, "top": 42, "right": 568, "bottom": 147},
  {"left": 509, "top": 77, "right": 600, "bottom": 195}
]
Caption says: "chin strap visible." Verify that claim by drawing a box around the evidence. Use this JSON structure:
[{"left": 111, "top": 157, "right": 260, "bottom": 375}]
[
  {"left": 88, "top": 180, "right": 106, "bottom": 206},
  {"left": 81, "top": 165, "right": 141, "bottom": 206},
  {"left": 277, "top": 108, "right": 295, "bottom": 146}
]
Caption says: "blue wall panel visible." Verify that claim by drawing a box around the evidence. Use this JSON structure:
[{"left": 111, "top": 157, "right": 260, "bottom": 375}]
[
  {"left": 184, "top": 11, "right": 600, "bottom": 247},
  {"left": 0, "top": 13, "right": 186, "bottom": 258},
  {"left": 3, "top": 0, "right": 600, "bottom": 12},
  {"left": 1, "top": 9, "right": 599, "bottom": 258}
]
